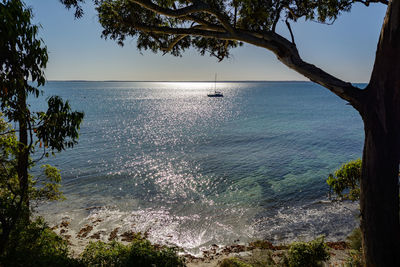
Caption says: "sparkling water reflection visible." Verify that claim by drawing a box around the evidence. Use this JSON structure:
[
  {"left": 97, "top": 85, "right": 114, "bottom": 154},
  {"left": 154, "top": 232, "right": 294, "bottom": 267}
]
[{"left": 35, "top": 81, "right": 363, "bottom": 254}]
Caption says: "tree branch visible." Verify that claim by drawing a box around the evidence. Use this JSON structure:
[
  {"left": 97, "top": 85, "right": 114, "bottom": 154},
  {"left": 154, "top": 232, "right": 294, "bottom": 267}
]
[
  {"left": 188, "top": 0, "right": 235, "bottom": 34},
  {"left": 251, "top": 32, "right": 363, "bottom": 109},
  {"left": 125, "top": 19, "right": 363, "bottom": 107},
  {"left": 112, "top": 1, "right": 365, "bottom": 109},
  {"left": 161, "top": 35, "right": 187, "bottom": 54},
  {"left": 272, "top": 5, "right": 284, "bottom": 32},
  {"left": 161, "top": 24, "right": 213, "bottom": 54},
  {"left": 355, "top": 0, "right": 388, "bottom": 6},
  {"left": 285, "top": 18, "right": 295, "bottom": 45},
  {"left": 129, "top": 0, "right": 206, "bottom": 18},
  {"left": 131, "top": 24, "right": 234, "bottom": 40},
  {"left": 130, "top": 0, "right": 236, "bottom": 34}
]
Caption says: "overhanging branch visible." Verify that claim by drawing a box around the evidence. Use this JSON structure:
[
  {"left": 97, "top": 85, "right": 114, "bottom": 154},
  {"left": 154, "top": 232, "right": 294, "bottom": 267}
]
[
  {"left": 109, "top": 1, "right": 365, "bottom": 109},
  {"left": 132, "top": 24, "right": 234, "bottom": 39},
  {"left": 130, "top": 0, "right": 236, "bottom": 34},
  {"left": 355, "top": 0, "right": 389, "bottom": 6},
  {"left": 129, "top": 0, "right": 206, "bottom": 18}
]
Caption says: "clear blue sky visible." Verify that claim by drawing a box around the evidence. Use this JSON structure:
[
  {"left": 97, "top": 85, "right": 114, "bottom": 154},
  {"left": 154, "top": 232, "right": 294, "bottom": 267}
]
[{"left": 24, "top": 0, "right": 387, "bottom": 82}]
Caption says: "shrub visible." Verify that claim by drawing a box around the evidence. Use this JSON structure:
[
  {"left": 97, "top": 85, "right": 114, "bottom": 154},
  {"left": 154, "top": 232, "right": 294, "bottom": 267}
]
[
  {"left": 345, "top": 228, "right": 363, "bottom": 267},
  {"left": 80, "top": 241, "right": 130, "bottom": 267},
  {"left": 347, "top": 228, "right": 362, "bottom": 251},
  {"left": 326, "top": 159, "right": 362, "bottom": 201},
  {"left": 346, "top": 250, "right": 364, "bottom": 267},
  {"left": 81, "top": 233, "right": 185, "bottom": 267},
  {"left": 0, "top": 217, "right": 81, "bottom": 267},
  {"left": 219, "top": 257, "right": 252, "bottom": 267},
  {"left": 286, "top": 236, "right": 330, "bottom": 267}
]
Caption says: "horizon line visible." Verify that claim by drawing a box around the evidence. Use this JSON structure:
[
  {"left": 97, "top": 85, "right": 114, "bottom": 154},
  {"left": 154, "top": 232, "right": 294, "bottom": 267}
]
[{"left": 44, "top": 79, "right": 368, "bottom": 84}]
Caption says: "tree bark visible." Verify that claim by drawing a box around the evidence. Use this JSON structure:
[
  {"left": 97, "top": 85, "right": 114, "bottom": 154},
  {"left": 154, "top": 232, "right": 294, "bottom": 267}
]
[
  {"left": 360, "top": 1, "right": 400, "bottom": 265},
  {"left": 16, "top": 86, "right": 29, "bottom": 220},
  {"left": 361, "top": 111, "right": 400, "bottom": 266}
]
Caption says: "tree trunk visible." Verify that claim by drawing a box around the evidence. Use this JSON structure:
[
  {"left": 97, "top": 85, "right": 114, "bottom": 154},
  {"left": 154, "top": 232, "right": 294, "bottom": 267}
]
[
  {"left": 360, "top": 1, "right": 400, "bottom": 265},
  {"left": 361, "top": 113, "right": 400, "bottom": 266},
  {"left": 0, "top": 223, "right": 11, "bottom": 255},
  {"left": 16, "top": 86, "right": 29, "bottom": 219}
]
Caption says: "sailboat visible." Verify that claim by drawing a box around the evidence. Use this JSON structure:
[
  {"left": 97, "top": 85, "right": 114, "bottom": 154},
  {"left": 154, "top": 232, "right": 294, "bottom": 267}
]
[{"left": 207, "top": 74, "right": 223, "bottom": 97}]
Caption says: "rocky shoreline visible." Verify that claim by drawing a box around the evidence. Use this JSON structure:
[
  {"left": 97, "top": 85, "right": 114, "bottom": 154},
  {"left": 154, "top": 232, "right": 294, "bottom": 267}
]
[{"left": 51, "top": 217, "right": 351, "bottom": 266}]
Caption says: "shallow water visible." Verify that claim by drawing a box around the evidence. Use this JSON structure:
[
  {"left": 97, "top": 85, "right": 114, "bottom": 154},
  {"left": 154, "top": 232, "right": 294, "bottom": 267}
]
[{"left": 34, "top": 81, "right": 363, "bottom": 254}]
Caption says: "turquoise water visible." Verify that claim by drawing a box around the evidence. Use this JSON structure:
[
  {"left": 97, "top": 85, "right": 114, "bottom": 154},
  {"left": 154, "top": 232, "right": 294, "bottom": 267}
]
[{"left": 35, "top": 81, "right": 363, "bottom": 254}]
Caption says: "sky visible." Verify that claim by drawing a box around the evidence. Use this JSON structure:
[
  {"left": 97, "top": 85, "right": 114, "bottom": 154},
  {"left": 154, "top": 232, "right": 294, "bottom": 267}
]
[{"left": 24, "top": 0, "right": 387, "bottom": 82}]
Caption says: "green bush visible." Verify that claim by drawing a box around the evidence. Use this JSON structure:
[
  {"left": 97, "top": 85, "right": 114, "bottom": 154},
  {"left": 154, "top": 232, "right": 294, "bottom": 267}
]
[
  {"left": 0, "top": 218, "right": 81, "bottom": 267},
  {"left": 219, "top": 257, "right": 252, "bottom": 267},
  {"left": 326, "top": 159, "right": 362, "bottom": 201},
  {"left": 347, "top": 228, "right": 362, "bottom": 251},
  {"left": 81, "top": 233, "right": 185, "bottom": 267},
  {"left": 286, "top": 236, "right": 330, "bottom": 267},
  {"left": 345, "top": 228, "right": 363, "bottom": 267},
  {"left": 345, "top": 250, "right": 363, "bottom": 267},
  {"left": 80, "top": 241, "right": 130, "bottom": 267}
]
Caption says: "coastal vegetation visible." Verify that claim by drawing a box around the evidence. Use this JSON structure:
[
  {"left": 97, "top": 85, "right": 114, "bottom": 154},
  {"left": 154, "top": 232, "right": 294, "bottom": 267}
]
[
  {"left": 80, "top": 234, "right": 185, "bottom": 267},
  {"left": 58, "top": 1, "right": 400, "bottom": 264},
  {"left": 285, "top": 237, "right": 330, "bottom": 267},
  {"left": 327, "top": 159, "right": 362, "bottom": 202},
  {"left": 326, "top": 161, "right": 366, "bottom": 266},
  {"left": 0, "top": 1, "right": 184, "bottom": 266},
  {"left": 0, "top": 0, "right": 83, "bottom": 261}
]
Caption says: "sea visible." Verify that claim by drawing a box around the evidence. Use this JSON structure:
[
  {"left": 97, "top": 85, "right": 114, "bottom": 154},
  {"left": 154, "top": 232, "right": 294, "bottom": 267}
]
[{"left": 33, "top": 81, "right": 363, "bottom": 255}]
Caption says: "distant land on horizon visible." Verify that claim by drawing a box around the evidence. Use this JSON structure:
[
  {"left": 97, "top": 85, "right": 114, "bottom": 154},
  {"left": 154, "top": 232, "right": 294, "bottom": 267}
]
[{"left": 44, "top": 80, "right": 368, "bottom": 84}]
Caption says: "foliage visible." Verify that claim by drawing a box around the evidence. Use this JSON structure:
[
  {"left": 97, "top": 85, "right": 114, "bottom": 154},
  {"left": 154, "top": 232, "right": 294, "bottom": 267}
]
[
  {"left": 77, "top": 0, "right": 365, "bottom": 61},
  {"left": 81, "top": 241, "right": 130, "bottom": 267},
  {"left": 326, "top": 159, "right": 362, "bottom": 201},
  {"left": 0, "top": 0, "right": 84, "bottom": 167},
  {"left": 219, "top": 257, "right": 252, "bottom": 267},
  {"left": 0, "top": 115, "right": 20, "bottom": 245},
  {"left": 0, "top": 0, "right": 83, "bottom": 258},
  {"left": 36, "top": 96, "right": 84, "bottom": 152},
  {"left": 345, "top": 228, "right": 363, "bottom": 267},
  {"left": 0, "top": 116, "right": 64, "bottom": 226},
  {"left": 0, "top": 0, "right": 47, "bottom": 107},
  {"left": 81, "top": 233, "right": 185, "bottom": 267},
  {"left": 347, "top": 227, "right": 362, "bottom": 251},
  {"left": 31, "top": 164, "right": 65, "bottom": 202},
  {"left": 345, "top": 250, "right": 364, "bottom": 267},
  {"left": 286, "top": 236, "right": 330, "bottom": 267},
  {"left": 59, "top": 0, "right": 85, "bottom": 18},
  {"left": 0, "top": 217, "right": 82, "bottom": 267}
]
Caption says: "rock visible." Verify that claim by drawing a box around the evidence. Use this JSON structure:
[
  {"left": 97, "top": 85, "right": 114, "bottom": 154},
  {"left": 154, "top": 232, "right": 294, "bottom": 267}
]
[
  {"left": 92, "top": 218, "right": 103, "bottom": 224},
  {"left": 326, "top": 241, "right": 349, "bottom": 250},
  {"left": 108, "top": 228, "right": 119, "bottom": 241},
  {"left": 90, "top": 232, "right": 103, "bottom": 239},
  {"left": 121, "top": 231, "right": 137, "bottom": 242},
  {"left": 77, "top": 225, "right": 93, "bottom": 238},
  {"left": 60, "top": 220, "right": 70, "bottom": 228}
]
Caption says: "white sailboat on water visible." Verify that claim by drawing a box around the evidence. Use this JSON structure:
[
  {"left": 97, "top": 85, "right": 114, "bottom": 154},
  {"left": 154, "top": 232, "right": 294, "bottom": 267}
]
[{"left": 207, "top": 74, "right": 223, "bottom": 97}]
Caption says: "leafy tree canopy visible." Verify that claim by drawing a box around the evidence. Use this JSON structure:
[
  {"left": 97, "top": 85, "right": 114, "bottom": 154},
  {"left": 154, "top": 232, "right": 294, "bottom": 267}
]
[
  {"left": 60, "top": 0, "right": 387, "bottom": 61},
  {"left": 0, "top": 0, "right": 84, "bottom": 256},
  {"left": 1, "top": 0, "right": 84, "bottom": 156},
  {"left": 0, "top": 0, "right": 47, "bottom": 109},
  {"left": 326, "top": 159, "right": 362, "bottom": 201}
]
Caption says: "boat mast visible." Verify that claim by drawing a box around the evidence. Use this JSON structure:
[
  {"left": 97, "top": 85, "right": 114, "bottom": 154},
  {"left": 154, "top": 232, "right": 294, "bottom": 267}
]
[{"left": 214, "top": 73, "right": 217, "bottom": 92}]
